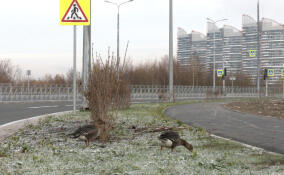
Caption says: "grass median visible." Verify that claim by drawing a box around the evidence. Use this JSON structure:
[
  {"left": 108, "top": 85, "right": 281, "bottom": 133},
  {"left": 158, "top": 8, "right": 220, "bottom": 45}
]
[{"left": 0, "top": 101, "right": 284, "bottom": 174}]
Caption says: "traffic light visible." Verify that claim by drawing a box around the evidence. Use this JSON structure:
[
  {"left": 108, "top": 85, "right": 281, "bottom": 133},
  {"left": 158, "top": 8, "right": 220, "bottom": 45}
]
[
  {"left": 264, "top": 69, "right": 267, "bottom": 80},
  {"left": 222, "top": 68, "right": 227, "bottom": 80}
]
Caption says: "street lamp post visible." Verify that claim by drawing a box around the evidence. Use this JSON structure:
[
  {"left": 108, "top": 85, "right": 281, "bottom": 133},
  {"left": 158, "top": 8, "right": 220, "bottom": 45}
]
[
  {"left": 207, "top": 18, "right": 227, "bottom": 92},
  {"left": 169, "top": 0, "right": 174, "bottom": 102},
  {"left": 257, "top": 0, "right": 261, "bottom": 98},
  {"left": 104, "top": 0, "right": 134, "bottom": 78}
]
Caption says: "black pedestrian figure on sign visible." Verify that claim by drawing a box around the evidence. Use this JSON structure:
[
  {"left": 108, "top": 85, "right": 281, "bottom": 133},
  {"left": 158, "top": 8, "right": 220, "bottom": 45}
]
[{"left": 67, "top": 4, "right": 82, "bottom": 20}]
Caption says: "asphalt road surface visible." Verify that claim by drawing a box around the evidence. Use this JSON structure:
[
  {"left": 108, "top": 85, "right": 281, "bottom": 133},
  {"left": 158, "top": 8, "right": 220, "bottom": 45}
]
[
  {"left": 0, "top": 99, "right": 159, "bottom": 126},
  {"left": 0, "top": 101, "right": 80, "bottom": 125},
  {"left": 165, "top": 102, "right": 284, "bottom": 154}
]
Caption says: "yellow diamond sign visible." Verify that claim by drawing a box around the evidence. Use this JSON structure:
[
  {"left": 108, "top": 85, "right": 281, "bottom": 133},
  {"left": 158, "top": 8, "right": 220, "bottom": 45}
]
[{"left": 60, "top": 0, "right": 90, "bottom": 25}]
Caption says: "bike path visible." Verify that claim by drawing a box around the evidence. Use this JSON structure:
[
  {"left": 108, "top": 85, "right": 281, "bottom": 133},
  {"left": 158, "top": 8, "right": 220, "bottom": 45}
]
[{"left": 165, "top": 102, "right": 284, "bottom": 154}]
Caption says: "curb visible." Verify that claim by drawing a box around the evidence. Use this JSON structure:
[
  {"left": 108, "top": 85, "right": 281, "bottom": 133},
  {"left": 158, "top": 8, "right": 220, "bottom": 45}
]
[
  {"left": 210, "top": 134, "right": 284, "bottom": 157},
  {"left": 0, "top": 111, "right": 72, "bottom": 141},
  {"left": 0, "top": 100, "right": 74, "bottom": 104}
]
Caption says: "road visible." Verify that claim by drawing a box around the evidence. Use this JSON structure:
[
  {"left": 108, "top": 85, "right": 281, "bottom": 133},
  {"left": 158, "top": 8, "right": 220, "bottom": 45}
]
[
  {"left": 0, "top": 101, "right": 79, "bottom": 125},
  {"left": 0, "top": 99, "right": 158, "bottom": 126},
  {"left": 165, "top": 102, "right": 284, "bottom": 154}
]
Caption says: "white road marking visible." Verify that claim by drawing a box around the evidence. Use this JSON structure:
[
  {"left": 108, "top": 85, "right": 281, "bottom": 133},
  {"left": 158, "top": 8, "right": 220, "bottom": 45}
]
[
  {"left": 65, "top": 105, "right": 80, "bottom": 107},
  {"left": 28, "top": 106, "right": 57, "bottom": 109}
]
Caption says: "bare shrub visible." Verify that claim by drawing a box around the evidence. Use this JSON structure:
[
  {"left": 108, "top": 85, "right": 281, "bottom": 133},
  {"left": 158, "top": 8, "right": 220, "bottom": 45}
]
[
  {"left": 85, "top": 56, "right": 130, "bottom": 141},
  {"left": 125, "top": 55, "right": 254, "bottom": 87},
  {"left": 22, "top": 69, "right": 81, "bottom": 87},
  {"left": 116, "top": 78, "right": 131, "bottom": 109},
  {"left": 66, "top": 68, "right": 81, "bottom": 86},
  {"left": 0, "top": 59, "right": 21, "bottom": 83},
  {"left": 54, "top": 74, "right": 66, "bottom": 84}
]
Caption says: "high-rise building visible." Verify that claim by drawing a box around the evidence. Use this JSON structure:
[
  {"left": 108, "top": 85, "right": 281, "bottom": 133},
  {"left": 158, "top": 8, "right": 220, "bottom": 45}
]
[
  {"left": 177, "top": 28, "right": 190, "bottom": 67},
  {"left": 242, "top": 15, "right": 258, "bottom": 83},
  {"left": 177, "top": 15, "right": 284, "bottom": 84},
  {"left": 207, "top": 22, "right": 224, "bottom": 71},
  {"left": 177, "top": 28, "right": 207, "bottom": 69},
  {"left": 261, "top": 18, "right": 284, "bottom": 82},
  {"left": 190, "top": 31, "right": 207, "bottom": 68},
  {"left": 223, "top": 25, "right": 243, "bottom": 74}
]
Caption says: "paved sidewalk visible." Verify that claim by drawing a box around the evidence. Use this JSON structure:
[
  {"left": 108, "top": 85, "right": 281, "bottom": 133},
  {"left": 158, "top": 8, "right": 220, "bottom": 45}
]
[{"left": 165, "top": 102, "right": 284, "bottom": 154}]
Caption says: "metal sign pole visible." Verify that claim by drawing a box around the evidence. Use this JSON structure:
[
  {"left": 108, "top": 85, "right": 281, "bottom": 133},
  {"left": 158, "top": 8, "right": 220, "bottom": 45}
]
[
  {"left": 26, "top": 70, "right": 31, "bottom": 95},
  {"left": 213, "top": 29, "right": 216, "bottom": 92},
  {"left": 82, "top": 26, "right": 91, "bottom": 109},
  {"left": 232, "top": 80, "right": 234, "bottom": 94},
  {"left": 283, "top": 79, "right": 284, "bottom": 98},
  {"left": 60, "top": 0, "right": 90, "bottom": 113},
  {"left": 265, "top": 79, "right": 268, "bottom": 97},
  {"left": 82, "top": 0, "right": 91, "bottom": 110},
  {"left": 28, "top": 74, "right": 30, "bottom": 95},
  {"left": 223, "top": 79, "right": 225, "bottom": 94},
  {"left": 73, "top": 25, "right": 77, "bottom": 114}
]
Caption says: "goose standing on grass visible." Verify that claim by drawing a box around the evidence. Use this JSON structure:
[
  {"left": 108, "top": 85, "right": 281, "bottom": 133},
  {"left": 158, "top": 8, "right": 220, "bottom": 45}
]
[
  {"left": 69, "top": 124, "right": 100, "bottom": 147},
  {"left": 158, "top": 130, "right": 193, "bottom": 152},
  {"left": 79, "top": 127, "right": 100, "bottom": 147},
  {"left": 69, "top": 124, "right": 95, "bottom": 138}
]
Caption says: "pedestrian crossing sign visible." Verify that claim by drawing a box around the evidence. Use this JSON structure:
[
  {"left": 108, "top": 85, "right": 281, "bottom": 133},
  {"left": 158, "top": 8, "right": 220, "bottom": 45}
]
[
  {"left": 281, "top": 69, "right": 284, "bottom": 77},
  {"left": 267, "top": 69, "right": 274, "bottom": 77},
  {"left": 60, "top": 0, "right": 90, "bottom": 25},
  {"left": 217, "top": 69, "right": 223, "bottom": 78},
  {"left": 249, "top": 50, "right": 256, "bottom": 57}
]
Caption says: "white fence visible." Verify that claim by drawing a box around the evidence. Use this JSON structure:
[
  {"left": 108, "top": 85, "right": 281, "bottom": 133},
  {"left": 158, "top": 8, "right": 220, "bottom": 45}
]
[
  {"left": 0, "top": 84, "right": 283, "bottom": 102},
  {"left": 0, "top": 84, "right": 81, "bottom": 102},
  {"left": 130, "top": 85, "right": 284, "bottom": 101}
]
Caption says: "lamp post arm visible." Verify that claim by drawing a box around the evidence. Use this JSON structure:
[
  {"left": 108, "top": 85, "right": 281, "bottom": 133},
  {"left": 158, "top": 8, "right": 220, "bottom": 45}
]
[
  {"left": 119, "top": 1, "right": 132, "bottom": 8},
  {"left": 104, "top": 0, "right": 134, "bottom": 79},
  {"left": 207, "top": 18, "right": 228, "bottom": 24},
  {"left": 104, "top": 0, "right": 117, "bottom": 6},
  {"left": 207, "top": 18, "right": 214, "bottom": 23},
  {"left": 215, "top": 19, "right": 228, "bottom": 24}
]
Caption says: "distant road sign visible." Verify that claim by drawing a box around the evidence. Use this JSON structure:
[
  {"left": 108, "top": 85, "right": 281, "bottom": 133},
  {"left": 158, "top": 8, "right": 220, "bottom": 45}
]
[
  {"left": 26, "top": 70, "right": 31, "bottom": 76},
  {"left": 229, "top": 77, "right": 236, "bottom": 81},
  {"left": 267, "top": 69, "right": 274, "bottom": 77},
  {"left": 249, "top": 50, "right": 256, "bottom": 57},
  {"left": 281, "top": 69, "right": 284, "bottom": 77},
  {"left": 217, "top": 69, "right": 223, "bottom": 78},
  {"left": 60, "top": 0, "right": 90, "bottom": 25}
]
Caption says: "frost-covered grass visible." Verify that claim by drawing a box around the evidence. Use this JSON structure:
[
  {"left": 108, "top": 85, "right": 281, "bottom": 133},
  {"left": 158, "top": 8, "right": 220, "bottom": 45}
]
[{"left": 1, "top": 101, "right": 284, "bottom": 175}]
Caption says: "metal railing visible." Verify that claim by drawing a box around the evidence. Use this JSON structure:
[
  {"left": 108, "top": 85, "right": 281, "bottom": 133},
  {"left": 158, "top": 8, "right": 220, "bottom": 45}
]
[
  {"left": 130, "top": 85, "right": 284, "bottom": 101},
  {"left": 0, "top": 84, "right": 81, "bottom": 102},
  {"left": 0, "top": 84, "right": 283, "bottom": 102}
]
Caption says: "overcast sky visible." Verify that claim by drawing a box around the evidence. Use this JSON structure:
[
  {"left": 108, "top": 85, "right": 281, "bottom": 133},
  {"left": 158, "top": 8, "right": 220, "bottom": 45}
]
[{"left": 1, "top": 0, "right": 284, "bottom": 78}]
